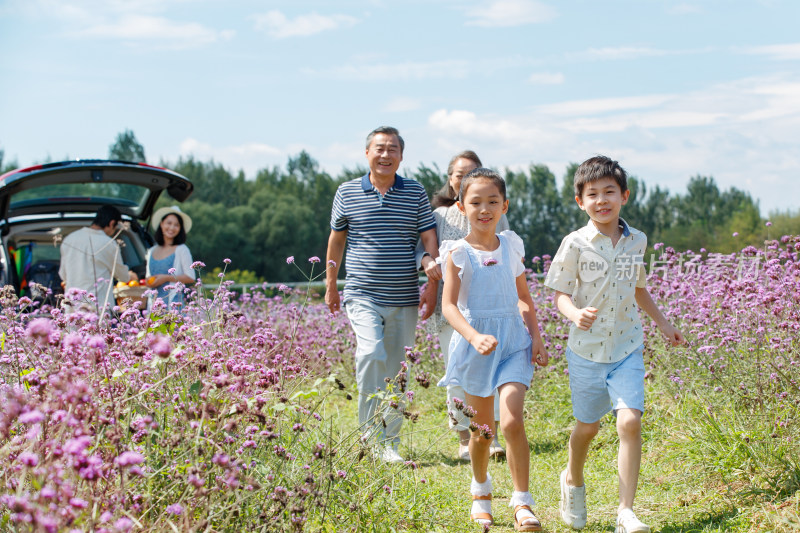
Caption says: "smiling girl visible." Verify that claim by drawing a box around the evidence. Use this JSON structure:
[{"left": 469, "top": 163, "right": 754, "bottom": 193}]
[{"left": 437, "top": 168, "right": 549, "bottom": 531}]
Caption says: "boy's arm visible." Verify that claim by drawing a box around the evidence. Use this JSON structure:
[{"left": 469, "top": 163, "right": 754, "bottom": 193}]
[
  {"left": 441, "top": 252, "right": 497, "bottom": 356},
  {"left": 516, "top": 274, "right": 549, "bottom": 366},
  {"left": 554, "top": 291, "right": 598, "bottom": 331},
  {"left": 634, "top": 287, "right": 685, "bottom": 346}
]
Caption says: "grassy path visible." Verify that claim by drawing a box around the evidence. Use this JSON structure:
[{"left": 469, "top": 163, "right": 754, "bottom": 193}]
[{"left": 320, "top": 364, "right": 798, "bottom": 532}]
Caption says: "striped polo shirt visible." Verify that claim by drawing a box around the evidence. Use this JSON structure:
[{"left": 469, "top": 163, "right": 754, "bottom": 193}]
[{"left": 331, "top": 173, "right": 436, "bottom": 307}]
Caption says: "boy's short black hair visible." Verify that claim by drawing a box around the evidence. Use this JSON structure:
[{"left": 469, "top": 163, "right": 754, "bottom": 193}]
[
  {"left": 459, "top": 168, "right": 507, "bottom": 201},
  {"left": 574, "top": 155, "right": 628, "bottom": 197},
  {"left": 93, "top": 205, "right": 123, "bottom": 228}
]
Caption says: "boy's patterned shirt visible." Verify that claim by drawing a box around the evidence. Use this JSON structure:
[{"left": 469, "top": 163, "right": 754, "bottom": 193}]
[{"left": 544, "top": 218, "right": 647, "bottom": 363}]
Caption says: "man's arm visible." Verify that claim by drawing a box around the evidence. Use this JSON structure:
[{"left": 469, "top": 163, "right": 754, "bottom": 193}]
[
  {"left": 325, "top": 229, "right": 347, "bottom": 313},
  {"left": 108, "top": 243, "right": 137, "bottom": 283},
  {"left": 418, "top": 227, "right": 441, "bottom": 319},
  {"left": 419, "top": 228, "right": 441, "bottom": 281}
]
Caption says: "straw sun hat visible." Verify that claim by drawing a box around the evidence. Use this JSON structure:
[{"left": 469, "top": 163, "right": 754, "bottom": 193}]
[{"left": 151, "top": 205, "right": 192, "bottom": 234}]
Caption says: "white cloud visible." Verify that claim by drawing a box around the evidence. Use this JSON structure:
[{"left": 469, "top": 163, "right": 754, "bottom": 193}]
[
  {"left": 570, "top": 47, "right": 671, "bottom": 61},
  {"left": 527, "top": 72, "right": 564, "bottom": 85},
  {"left": 252, "top": 10, "right": 359, "bottom": 39},
  {"left": 3, "top": 0, "right": 170, "bottom": 20},
  {"left": 666, "top": 3, "right": 703, "bottom": 15},
  {"left": 12, "top": 0, "right": 235, "bottom": 49},
  {"left": 562, "top": 111, "right": 726, "bottom": 133},
  {"left": 741, "top": 43, "right": 800, "bottom": 61},
  {"left": 304, "top": 59, "right": 469, "bottom": 82},
  {"left": 180, "top": 138, "right": 281, "bottom": 158},
  {"left": 538, "top": 95, "right": 674, "bottom": 116},
  {"left": 428, "top": 109, "right": 556, "bottom": 146},
  {"left": 740, "top": 81, "right": 800, "bottom": 121},
  {"left": 384, "top": 97, "right": 422, "bottom": 113},
  {"left": 420, "top": 74, "right": 800, "bottom": 213},
  {"left": 464, "top": 0, "right": 557, "bottom": 27},
  {"left": 78, "top": 15, "right": 234, "bottom": 48},
  {"left": 179, "top": 138, "right": 283, "bottom": 177}
]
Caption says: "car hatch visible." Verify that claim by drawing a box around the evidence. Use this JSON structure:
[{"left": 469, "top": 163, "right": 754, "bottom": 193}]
[{"left": 0, "top": 159, "right": 193, "bottom": 226}]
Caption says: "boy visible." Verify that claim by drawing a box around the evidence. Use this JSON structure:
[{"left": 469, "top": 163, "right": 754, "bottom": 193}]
[{"left": 544, "top": 156, "right": 684, "bottom": 532}]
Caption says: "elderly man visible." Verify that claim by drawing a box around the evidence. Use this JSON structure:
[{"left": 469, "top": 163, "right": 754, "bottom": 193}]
[
  {"left": 59, "top": 204, "right": 138, "bottom": 314},
  {"left": 325, "top": 126, "right": 440, "bottom": 462}
]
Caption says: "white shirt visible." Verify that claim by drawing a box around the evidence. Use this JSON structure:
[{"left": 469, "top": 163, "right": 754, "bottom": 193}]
[
  {"left": 544, "top": 218, "right": 647, "bottom": 363},
  {"left": 59, "top": 227, "right": 130, "bottom": 311}
]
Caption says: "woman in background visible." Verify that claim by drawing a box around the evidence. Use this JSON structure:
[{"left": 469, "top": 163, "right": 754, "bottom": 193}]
[{"left": 146, "top": 205, "right": 195, "bottom": 310}]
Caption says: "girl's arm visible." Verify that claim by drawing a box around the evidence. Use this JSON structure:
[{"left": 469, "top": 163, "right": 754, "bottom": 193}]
[
  {"left": 634, "top": 287, "right": 685, "bottom": 346},
  {"left": 516, "top": 273, "right": 549, "bottom": 366},
  {"left": 441, "top": 251, "right": 498, "bottom": 356}
]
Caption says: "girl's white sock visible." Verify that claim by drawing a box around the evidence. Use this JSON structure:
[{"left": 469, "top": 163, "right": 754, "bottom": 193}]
[
  {"left": 470, "top": 474, "right": 492, "bottom": 523},
  {"left": 509, "top": 491, "right": 537, "bottom": 525}
]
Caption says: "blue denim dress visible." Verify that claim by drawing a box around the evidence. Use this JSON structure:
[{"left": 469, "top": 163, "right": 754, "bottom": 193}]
[
  {"left": 149, "top": 253, "right": 184, "bottom": 307},
  {"left": 438, "top": 233, "right": 535, "bottom": 397}
]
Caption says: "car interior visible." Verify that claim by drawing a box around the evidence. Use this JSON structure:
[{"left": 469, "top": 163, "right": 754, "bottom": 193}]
[{"left": 2, "top": 217, "right": 150, "bottom": 305}]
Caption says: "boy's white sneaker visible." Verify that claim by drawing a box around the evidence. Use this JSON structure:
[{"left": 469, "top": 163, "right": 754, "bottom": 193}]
[
  {"left": 616, "top": 508, "right": 650, "bottom": 533},
  {"left": 559, "top": 469, "right": 587, "bottom": 529}
]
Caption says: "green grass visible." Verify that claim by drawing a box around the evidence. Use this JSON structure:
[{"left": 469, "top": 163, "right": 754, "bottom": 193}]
[{"left": 316, "top": 361, "right": 799, "bottom": 532}]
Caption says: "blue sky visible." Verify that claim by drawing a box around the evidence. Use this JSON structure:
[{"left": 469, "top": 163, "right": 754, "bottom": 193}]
[{"left": 1, "top": 0, "right": 798, "bottom": 214}]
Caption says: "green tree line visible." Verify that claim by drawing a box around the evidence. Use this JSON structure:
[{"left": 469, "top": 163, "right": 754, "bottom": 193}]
[
  {"left": 162, "top": 150, "right": 798, "bottom": 282},
  {"left": 3, "top": 132, "right": 798, "bottom": 284}
]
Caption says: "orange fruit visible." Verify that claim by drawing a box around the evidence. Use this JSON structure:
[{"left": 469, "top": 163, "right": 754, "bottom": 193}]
[
  {"left": 128, "top": 279, "right": 139, "bottom": 287},
  {"left": 147, "top": 276, "right": 157, "bottom": 286}
]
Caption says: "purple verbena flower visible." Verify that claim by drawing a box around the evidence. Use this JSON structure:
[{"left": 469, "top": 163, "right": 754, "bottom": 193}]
[
  {"left": 64, "top": 436, "right": 92, "bottom": 456},
  {"left": 148, "top": 335, "right": 172, "bottom": 358},
  {"left": 87, "top": 335, "right": 106, "bottom": 351},
  {"left": 166, "top": 503, "right": 183, "bottom": 516},
  {"left": 115, "top": 517, "right": 134, "bottom": 531},
  {"left": 115, "top": 451, "right": 145, "bottom": 467},
  {"left": 18, "top": 410, "right": 45, "bottom": 424},
  {"left": 17, "top": 451, "right": 39, "bottom": 467},
  {"left": 25, "top": 318, "right": 54, "bottom": 342},
  {"left": 69, "top": 497, "right": 89, "bottom": 509}
]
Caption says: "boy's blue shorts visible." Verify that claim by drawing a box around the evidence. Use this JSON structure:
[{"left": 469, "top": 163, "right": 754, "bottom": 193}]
[{"left": 565, "top": 344, "right": 645, "bottom": 424}]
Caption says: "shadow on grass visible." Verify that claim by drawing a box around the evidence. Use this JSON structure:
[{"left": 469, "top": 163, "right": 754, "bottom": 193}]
[
  {"left": 655, "top": 506, "right": 743, "bottom": 532},
  {"left": 529, "top": 437, "right": 566, "bottom": 456},
  {"left": 415, "top": 453, "right": 512, "bottom": 468}
]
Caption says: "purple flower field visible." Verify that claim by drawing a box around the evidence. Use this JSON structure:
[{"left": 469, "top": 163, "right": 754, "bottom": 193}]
[{"left": 1, "top": 236, "right": 798, "bottom": 531}]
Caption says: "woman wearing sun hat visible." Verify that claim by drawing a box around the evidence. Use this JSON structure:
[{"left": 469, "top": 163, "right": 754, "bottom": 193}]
[{"left": 145, "top": 205, "right": 195, "bottom": 310}]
